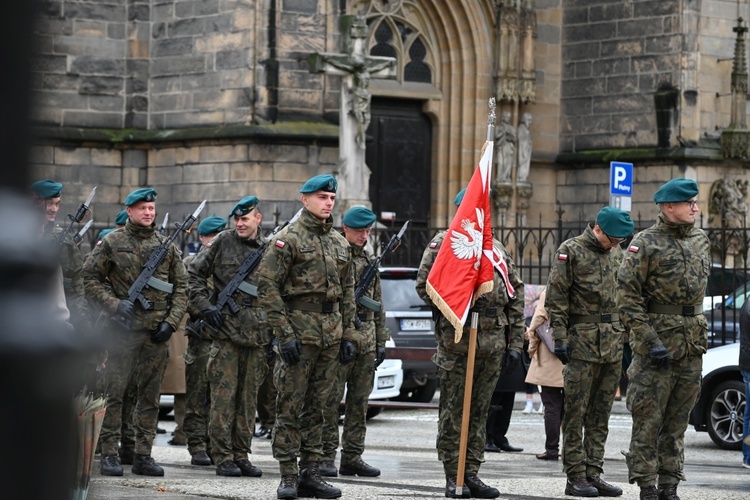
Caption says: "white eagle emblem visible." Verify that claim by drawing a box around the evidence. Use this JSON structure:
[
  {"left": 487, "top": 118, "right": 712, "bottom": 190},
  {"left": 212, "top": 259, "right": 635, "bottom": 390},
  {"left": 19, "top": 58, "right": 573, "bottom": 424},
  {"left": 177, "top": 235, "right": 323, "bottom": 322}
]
[{"left": 450, "top": 208, "right": 484, "bottom": 270}]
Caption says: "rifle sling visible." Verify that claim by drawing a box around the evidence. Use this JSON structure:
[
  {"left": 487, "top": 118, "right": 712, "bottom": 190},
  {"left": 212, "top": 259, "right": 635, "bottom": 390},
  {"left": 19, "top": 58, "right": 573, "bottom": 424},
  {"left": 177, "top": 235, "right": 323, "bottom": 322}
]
[{"left": 146, "top": 276, "right": 174, "bottom": 294}]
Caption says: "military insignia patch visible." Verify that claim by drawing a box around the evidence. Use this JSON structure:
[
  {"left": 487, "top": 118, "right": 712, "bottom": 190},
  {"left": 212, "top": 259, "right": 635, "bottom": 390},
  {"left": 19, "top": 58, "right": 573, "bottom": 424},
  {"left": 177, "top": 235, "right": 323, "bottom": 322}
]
[
  {"left": 275, "top": 240, "right": 286, "bottom": 248},
  {"left": 96, "top": 240, "right": 102, "bottom": 246},
  {"left": 429, "top": 242, "right": 438, "bottom": 249},
  {"left": 558, "top": 253, "right": 568, "bottom": 261},
  {"left": 628, "top": 245, "right": 639, "bottom": 253}
]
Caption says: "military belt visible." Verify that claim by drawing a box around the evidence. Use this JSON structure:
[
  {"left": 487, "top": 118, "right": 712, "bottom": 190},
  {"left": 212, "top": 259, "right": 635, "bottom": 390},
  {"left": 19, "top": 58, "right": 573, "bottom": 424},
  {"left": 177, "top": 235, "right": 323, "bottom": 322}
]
[
  {"left": 357, "top": 311, "right": 374, "bottom": 322},
  {"left": 569, "top": 313, "right": 619, "bottom": 325},
  {"left": 62, "top": 277, "right": 73, "bottom": 291},
  {"left": 647, "top": 303, "right": 703, "bottom": 316},
  {"left": 146, "top": 276, "right": 174, "bottom": 294},
  {"left": 288, "top": 300, "right": 340, "bottom": 313}
]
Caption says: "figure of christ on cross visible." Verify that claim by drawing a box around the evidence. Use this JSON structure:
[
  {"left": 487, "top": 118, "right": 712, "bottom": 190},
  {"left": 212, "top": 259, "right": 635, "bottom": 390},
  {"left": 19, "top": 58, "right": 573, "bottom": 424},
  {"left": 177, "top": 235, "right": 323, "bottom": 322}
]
[{"left": 309, "top": 15, "right": 396, "bottom": 209}]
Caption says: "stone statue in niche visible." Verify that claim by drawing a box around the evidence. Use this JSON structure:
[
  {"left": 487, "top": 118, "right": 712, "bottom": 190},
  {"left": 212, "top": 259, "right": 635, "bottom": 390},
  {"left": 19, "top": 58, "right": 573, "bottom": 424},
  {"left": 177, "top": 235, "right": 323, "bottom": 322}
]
[
  {"left": 708, "top": 177, "right": 749, "bottom": 258},
  {"left": 516, "top": 112, "right": 532, "bottom": 183},
  {"left": 495, "top": 111, "right": 517, "bottom": 183}
]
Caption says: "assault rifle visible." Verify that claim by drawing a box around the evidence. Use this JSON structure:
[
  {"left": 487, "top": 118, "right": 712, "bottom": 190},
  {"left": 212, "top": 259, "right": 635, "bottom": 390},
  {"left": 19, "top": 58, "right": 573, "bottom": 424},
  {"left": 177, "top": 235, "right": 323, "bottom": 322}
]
[
  {"left": 185, "top": 220, "right": 290, "bottom": 340},
  {"left": 73, "top": 219, "right": 93, "bottom": 244},
  {"left": 353, "top": 220, "right": 409, "bottom": 328},
  {"left": 111, "top": 200, "right": 206, "bottom": 331},
  {"left": 56, "top": 186, "right": 96, "bottom": 247}
]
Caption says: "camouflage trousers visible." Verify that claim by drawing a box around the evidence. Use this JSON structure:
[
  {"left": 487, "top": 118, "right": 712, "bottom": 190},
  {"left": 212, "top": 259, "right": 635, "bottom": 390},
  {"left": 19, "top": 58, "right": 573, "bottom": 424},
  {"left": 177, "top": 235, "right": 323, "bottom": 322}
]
[
  {"left": 624, "top": 353, "right": 702, "bottom": 487},
  {"left": 320, "top": 349, "right": 376, "bottom": 464},
  {"left": 562, "top": 358, "right": 620, "bottom": 478},
  {"left": 98, "top": 330, "right": 169, "bottom": 456},
  {"left": 434, "top": 347, "right": 503, "bottom": 476},
  {"left": 256, "top": 358, "right": 278, "bottom": 430},
  {"left": 183, "top": 336, "right": 210, "bottom": 455},
  {"left": 206, "top": 339, "right": 267, "bottom": 465},
  {"left": 273, "top": 342, "right": 340, "bottom": 476},
  {"left": 120, "top": 376, "right": 138, "bottom": 452}
]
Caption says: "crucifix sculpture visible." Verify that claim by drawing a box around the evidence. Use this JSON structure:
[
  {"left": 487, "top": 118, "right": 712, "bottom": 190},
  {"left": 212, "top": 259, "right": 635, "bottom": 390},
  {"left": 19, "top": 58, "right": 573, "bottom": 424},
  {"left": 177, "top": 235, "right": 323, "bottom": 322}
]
[{"left": 309, "top": 15, "right": 396, "bottom": 211}]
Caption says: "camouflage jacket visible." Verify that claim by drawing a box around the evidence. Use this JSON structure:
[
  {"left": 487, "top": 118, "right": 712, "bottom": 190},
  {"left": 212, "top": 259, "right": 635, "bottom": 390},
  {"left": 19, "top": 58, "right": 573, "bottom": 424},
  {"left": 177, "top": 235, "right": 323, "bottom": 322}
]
[
  {"left": 545, "top": 224, "right": 625, "bottom": 364},
  {"left": 415, "top": 231, "right": 525, "bottom": 357},
  {"left": 44, "top": 222, "right": 88, "bottom": 323},
  {"left": 257, "top": 208, "right": 356, "bottom": 347},
  {"left": 617, "top": 214, "right": 710, "bottom": 358},
  {"left": 350, "top": 244, "right": 387, "bottom": 353},
  {"left": 83, "top": 220, "right": 188, "bottom": 332},
  {"left": 188, "top": 229, "right": 271, "bottom": 347}
]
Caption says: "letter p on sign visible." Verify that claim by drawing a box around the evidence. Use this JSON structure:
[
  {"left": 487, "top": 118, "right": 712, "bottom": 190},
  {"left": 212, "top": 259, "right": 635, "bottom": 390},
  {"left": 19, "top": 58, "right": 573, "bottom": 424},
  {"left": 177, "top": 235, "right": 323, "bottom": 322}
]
[{"left": 610, "top": 162, "right": 633, "bottom": 196}]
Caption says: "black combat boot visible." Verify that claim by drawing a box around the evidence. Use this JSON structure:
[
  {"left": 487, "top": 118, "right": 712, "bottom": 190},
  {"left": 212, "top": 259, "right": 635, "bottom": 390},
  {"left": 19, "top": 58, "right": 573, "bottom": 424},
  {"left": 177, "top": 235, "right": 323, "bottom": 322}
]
[
  {"left": 464, "top": 472, "right": 500, "bottom": 498},
  {"left": 564, "top": 476, "right": 598, "bottom": 497},
  {"left": 297, "top": 462, "right": 342, "bottom": 499},
  {"left": 587, "top": 476, "right": 623, "bottom": 497},
  {"left": 191, "top": 450, "right": 212, "bottom": 466},
  {"left": 444, "top": 476, "right": 471, "bottom": 498},
  {"left": 339, "top": 458, "right": 380, "bottom": 477},
  {"left": 318, "top": 460, "right": 338, "bottom": 477},
  {"left": 131, "top": 454, "right": 164, "bottom": 476},
  {"left": 640, "top": 486, "right": 659, "bottom": 500},
  {"left": 658, "top": 484, "right": 680, "bottom": 500},
  {"left": 236, "top": 458, "right": 262, "bottom": 477},
  {"left": 278, "top": 474, "right": 298, "bottom": 500},
  {"left": 100, "top": 454, "right": 123, "bottom": 476},
  {"left": 119, "top": 447, "right": 135, "bottom": 465},
  {"left": 215, "top": 460, "right": 242, "bottom": 477}
]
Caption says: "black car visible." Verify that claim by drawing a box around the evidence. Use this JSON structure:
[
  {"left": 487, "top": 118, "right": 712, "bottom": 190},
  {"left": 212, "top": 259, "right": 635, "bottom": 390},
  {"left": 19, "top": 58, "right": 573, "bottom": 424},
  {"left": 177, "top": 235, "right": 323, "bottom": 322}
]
[
  {"left": 380, "top": 267, "right": 438, "bottom": 403},
  {"left": 704, "top": 281, "right": 749, "bottom": 347}
]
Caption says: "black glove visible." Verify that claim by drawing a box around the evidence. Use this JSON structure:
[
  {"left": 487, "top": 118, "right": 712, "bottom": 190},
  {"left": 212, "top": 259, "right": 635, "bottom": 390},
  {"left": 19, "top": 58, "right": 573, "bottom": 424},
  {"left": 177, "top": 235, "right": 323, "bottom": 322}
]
[
  {"left": 375, "top": 345, "right": 387, "bottom": 368},
  {"left": 340, "top": 340, "right": 357, "bottom": 364},
  {"left": 554, "top": 343, "right": 571, "bottom": 365},
  {"left": 648, "top": 344, "right": 670, "bottom": 370},
  {"left": 267, "top": 339, "right": 278, "bottom": 364},
  {"left": 503, "top": 349, "right": 522, "bottom": 373},
  {"left": 202, "top": 305, "right": 223, "bottom": 329},
  {"left": 469, "top": 297, "right": 488, "bottom": 314},
  {"left": 116, "top": 299, "right": 135, "bottom": 320},
  {"left": 151, "top": 321, "right": 174, "bottom": 343},
  {"left": 280, "top": 338, "right": 301, "bottom": 365}
]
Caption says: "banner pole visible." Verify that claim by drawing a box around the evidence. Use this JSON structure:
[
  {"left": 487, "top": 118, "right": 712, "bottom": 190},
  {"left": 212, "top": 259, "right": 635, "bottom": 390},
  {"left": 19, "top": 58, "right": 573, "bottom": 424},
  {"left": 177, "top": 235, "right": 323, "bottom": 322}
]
[{"left": 455, "top": 311, "right": 479, "bottom": 496}]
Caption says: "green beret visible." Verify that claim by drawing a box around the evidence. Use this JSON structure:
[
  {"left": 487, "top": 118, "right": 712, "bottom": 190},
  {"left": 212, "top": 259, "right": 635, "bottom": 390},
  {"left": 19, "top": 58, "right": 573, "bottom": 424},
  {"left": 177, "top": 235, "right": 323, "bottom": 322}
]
[
  {"left": 454, "top": 188, "right": 467, "bottom": 207},
  {"left": 124, "top": 187, "right": 157, "bottom": 206},
  {"left": 229, "top": 196, "right": 259, "bottom": 217},
  {"left": 115, "top": 210, "right": 128, "bottom": 226},
  {"left": 98, "top": 228, "right": 115, "bottom": 241},
  {"left": 653, "top": 178, "right": 699, "bottom": 203},
  {"left": 300, "top": 174, "right": 337, "bottom": 194},
  {"left": 198, "top": 216, "right": 228, "bottom": 235},
  {"left": 596, "top": 206, "right": 634, "bottom": 239},
  {"left": 30, "top": 179, "right": 63, "bottom": 199},
  {"left": 343, "top": 206, "right": 376, "bottom": 229}
]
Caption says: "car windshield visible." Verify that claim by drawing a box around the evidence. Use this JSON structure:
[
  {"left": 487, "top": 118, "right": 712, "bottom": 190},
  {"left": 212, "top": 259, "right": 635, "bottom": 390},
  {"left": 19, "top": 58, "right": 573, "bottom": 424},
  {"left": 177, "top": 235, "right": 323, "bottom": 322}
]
[
  {"left": 722, "top": 282, "right": 750, "bottom": 310},
  {"left": 380, "top": 272, "right": 430, "bottom": 311}
]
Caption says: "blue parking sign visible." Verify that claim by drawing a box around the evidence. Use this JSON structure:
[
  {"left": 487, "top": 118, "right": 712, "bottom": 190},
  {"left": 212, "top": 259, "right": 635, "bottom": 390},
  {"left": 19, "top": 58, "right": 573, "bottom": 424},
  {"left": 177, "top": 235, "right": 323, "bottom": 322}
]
[{"left": 610, "top": 162, "right": 633, "bottom": 196}]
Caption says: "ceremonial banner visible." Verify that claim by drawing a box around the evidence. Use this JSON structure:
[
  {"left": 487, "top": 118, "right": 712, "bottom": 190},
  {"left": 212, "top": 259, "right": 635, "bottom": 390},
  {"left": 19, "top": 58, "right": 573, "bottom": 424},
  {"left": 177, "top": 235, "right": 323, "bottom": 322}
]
[{"left": 426, "top": 142, "right": 494, "bottom": 342}]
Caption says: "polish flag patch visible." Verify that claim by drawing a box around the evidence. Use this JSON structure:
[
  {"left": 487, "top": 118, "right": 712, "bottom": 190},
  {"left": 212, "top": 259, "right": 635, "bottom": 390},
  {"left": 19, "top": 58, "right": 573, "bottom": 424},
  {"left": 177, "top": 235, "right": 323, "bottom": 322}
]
[
  {"left": 275, "top": 240, "right": 286, "bottom": 248},
  {"left": 629, "top": 245, "right": 640, "bottom": 253},
  {"left": 558, "top": 253, "right": 568, "bottom": 261},
  {"left": 96, "top": 240, "right": 102, "bottom": 246},
  {"left": 429, "top": 242, "right": 438, "bottom": 249}
]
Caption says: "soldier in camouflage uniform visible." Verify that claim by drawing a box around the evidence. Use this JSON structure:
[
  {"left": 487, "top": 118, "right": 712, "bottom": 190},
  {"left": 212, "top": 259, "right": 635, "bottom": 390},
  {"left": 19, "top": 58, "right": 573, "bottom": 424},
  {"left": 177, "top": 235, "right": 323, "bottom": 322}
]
[
  {"left": 616, "top": 179, "right": 709, "bottom": 500},
  {"left": 317, "top": 206, "right": 387, "bottom": 479},
  {"left": 84, "top": 187, "right": 188, "bottom": 477},
  {"left": 546, "top": 206, "right": 634, "bottom": 498},
  {"left": 182, "top": 215, "right": 227, "bottom": 467},
  {"left": 257, "top": 174, "right": 355, "bottom": 500},
  {"left": 31, "top": 179, "right": 89, "bottom": 329},
  {"left": 188, "top": 198, "right": 270, "bottom": 478},
  {"left": 416, "top": 188, "right": 525, "bottom": 499}
]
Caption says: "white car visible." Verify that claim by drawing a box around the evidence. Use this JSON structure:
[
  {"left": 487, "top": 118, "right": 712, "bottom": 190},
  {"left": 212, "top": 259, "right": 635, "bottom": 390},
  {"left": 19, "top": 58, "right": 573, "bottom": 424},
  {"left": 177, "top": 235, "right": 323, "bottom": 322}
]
[
  {"left": 343, "top": 337, "right": 404, "bottom": 419},
  {"left": 689, "top": 343, "right": 745, "bottom": 450}
]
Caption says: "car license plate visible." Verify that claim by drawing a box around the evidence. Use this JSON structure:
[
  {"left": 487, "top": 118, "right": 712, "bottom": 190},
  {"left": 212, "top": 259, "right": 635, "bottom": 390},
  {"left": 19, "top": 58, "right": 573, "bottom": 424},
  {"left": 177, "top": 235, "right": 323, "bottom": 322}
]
[
  {"left": 377, "top": 376, "right": 395, "bottom": 389},
  {"left": 401, "top": 318, "right": 431, "bottom": 331}
]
